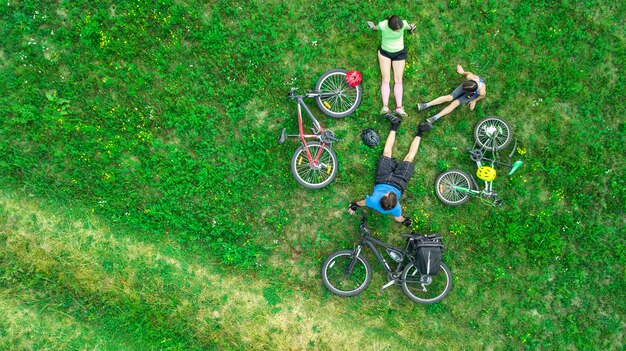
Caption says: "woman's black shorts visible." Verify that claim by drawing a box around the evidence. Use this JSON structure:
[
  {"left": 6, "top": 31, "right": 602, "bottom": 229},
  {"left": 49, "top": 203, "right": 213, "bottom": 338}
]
[{"left": 378, "top": 47, "right": 407, "bottom": 61}]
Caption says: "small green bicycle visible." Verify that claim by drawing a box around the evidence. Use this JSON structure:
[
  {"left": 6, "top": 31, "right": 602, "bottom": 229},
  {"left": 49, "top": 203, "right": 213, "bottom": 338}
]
[{"left": 434, "top": 116, "right": 523, "bottom": 206}]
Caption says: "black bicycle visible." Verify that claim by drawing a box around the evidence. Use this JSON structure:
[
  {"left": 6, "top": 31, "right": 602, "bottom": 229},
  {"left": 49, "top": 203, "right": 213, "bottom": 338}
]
[{"left": 321, "top": 211, "right": 452, "bottom": 304}]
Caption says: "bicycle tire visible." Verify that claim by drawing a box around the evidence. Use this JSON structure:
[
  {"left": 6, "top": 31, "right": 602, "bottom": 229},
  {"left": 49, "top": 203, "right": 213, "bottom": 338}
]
[
  {"left": 435, "top": 169, "right": 473, "bottom": 206},
  {"left": 401, "top": 262, "right": 452, "bottom": 304},
  {"left": 314, "top": 68, "right": 362, "bottom": 118},
  {"left": 474, "top": 116, "right": 513, "bottom": 151},
  {"left": 290, "top": 142, "right": 338, "bottom": 189},
  {"left": 321, "top": 249, "right": 372, "bottom": 297}
]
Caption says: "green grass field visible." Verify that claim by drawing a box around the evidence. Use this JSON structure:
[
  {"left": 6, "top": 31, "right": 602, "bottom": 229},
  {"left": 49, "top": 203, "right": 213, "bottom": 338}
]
[{"left": 1, "top": 0, "right": 624, "bottom": 350}]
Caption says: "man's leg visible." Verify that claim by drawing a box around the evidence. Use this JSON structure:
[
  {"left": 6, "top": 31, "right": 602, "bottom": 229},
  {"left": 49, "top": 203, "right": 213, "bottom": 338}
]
[
  {"left": 383, "top": 130, "right": 396, "bottom": 158},
  {"left": 426, "top": 99, "right": 461, "bottom": 125},
  {"left": 382, "top": 111, "right": 403, "bottom": 157},
  {"left": 403, "top": 122, "right": 430, "bottom": 162},
  {"left": 403, "top": 135, "right": 422, "bottom": 163}
]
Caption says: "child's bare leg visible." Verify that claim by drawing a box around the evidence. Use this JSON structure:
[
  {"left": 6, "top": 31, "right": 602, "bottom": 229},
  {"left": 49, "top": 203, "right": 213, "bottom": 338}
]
[
  {"left": 426, "top": 100, "right": 461, "bottom": 125},
  {"left": 418, "top": 95, "right": 454, "bottom": 112}
]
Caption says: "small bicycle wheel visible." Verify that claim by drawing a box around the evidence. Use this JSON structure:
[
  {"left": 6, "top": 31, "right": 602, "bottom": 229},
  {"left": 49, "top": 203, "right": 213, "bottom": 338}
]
[
  {"left": 321, "top": 250, "right": 372, "bottom": 297},
  {"left": 290, "top": 142, "right": 338, "bottom": 189},
  {"left": 474, "top": 116, "right": 513, "bottom": 151},
  {"left": 435, "top": 170, "right": 473, "bottom": 206},
  {"left": 401, "top": 262, "right": 452, "bottom": 304},
  {"left": 314, "top": 68, "right": 363, "bottom": 118}
]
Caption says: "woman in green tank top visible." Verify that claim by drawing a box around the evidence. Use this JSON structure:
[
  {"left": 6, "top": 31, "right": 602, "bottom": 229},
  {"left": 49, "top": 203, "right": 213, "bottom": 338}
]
[{"left": 367, "top": 15, "right": 416, "bottom": 117}]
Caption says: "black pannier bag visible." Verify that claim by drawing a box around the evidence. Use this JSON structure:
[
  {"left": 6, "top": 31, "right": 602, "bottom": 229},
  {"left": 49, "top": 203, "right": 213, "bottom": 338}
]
[{"left": 409, "top": 234, "right": 444, "bottom": 275}]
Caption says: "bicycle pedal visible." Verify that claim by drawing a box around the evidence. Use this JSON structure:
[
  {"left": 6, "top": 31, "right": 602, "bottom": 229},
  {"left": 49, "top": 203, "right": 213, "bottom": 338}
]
[{"left": 380, "top": 280, "right": 396, "bottom": 292}]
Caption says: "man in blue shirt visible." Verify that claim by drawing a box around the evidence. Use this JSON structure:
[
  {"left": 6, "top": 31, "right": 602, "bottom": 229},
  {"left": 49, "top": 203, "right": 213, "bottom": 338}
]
[{"left": 348, "top": 114, "right": 430, "bottom": 226}]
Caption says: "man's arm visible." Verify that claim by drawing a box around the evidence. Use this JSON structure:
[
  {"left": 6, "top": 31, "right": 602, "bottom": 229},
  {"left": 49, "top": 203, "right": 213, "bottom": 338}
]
[
  {"left": 367, "top": 21, "right": 377, "bottom": 30},
  {"left": 348, "top": 199, "right": 366, "bottom": 214},
  {"left": 394, "top": 215, "right": 412, "bottom": 227}
]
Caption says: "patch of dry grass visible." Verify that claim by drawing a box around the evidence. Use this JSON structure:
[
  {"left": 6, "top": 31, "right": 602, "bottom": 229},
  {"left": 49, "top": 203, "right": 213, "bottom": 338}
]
[{"left": 1, "top": 190, "right": 491, "bottom": 350}]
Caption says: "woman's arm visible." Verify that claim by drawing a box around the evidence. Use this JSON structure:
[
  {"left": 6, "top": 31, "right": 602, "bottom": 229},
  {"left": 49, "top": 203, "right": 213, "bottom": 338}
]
[
  {"left": 408, "top": 23, "right": 416, "bottom": 34},
  {"left": 468, "top": 88, "right": 486, "bottom": 110}
]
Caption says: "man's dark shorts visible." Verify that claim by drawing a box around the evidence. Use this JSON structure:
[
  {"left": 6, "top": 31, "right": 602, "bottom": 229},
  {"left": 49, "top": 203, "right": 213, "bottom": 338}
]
[
  {"left": 374, "top": 156, "right": 414, "bottom": 193},
  {"left": 378, "top": 47, "right": 407, "bottom": 61}
]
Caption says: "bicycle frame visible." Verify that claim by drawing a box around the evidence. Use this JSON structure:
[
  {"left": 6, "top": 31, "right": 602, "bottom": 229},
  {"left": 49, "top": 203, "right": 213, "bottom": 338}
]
[
  {"left": 348, "top": 213, "right": 420, "bottom": 288},
  {"left": 280, "top": 92, "right": 334, "bottom": 166},
  {"left": 456, "top": 132, "right": 523, "bottom": 204},
  {"left": 355, "top": 235, "right": 407, "bottom": 281},
  {"left": 347, "top": 219, "right": 435, "bottom": 292}
]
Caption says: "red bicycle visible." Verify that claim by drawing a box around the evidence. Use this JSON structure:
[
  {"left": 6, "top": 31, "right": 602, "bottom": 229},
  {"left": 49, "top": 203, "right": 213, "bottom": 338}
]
[{"left": 278, "top": 69, "right": 362, "bottom": 189}]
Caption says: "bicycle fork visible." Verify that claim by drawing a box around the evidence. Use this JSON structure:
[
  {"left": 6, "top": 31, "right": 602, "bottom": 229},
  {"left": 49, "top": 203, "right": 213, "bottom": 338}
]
[{"left": 346, "top": 246, "right": 362, "bottom": 276}]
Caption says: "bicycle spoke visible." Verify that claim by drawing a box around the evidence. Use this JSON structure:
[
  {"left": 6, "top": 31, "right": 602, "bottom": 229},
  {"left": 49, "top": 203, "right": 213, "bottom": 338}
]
[
  {"left": 314, "top": 69, "right": 362, "bottom": 119},
  {"left": 435, "top": 170, "right": 472, "bottom": 206},
  {"left": 323, "top": 252, "right": 370, "bottom": 294},
  {"left": 293, "top": 145, "right": 335, "bottom": 186},
  {"left": 402, "top": 264, "right": 451, "bottom": 303},
  {"left": 441, "top": 173, "right": 466, "bottom": 201},
  {"left": 476, "top": 118, "right": 511, "bottom": 150},
  {"left": 319, "top": 74, "right": 357, "bottom": 114}
]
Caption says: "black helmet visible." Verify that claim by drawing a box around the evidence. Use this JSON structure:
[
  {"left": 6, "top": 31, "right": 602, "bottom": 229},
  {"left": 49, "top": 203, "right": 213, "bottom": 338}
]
[{"left": 361, "top": 128, "right": 380, "bottom": 147}]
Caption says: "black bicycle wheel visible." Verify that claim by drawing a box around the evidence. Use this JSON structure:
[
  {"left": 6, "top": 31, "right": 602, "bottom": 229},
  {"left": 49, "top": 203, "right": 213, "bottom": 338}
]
[
  {"left": 401, "top": 262, "right": 452, "bottom": 304},
  {"left": 321, "top": 250, "right": 372, "bottom": 297},
  {"left": 290, "top": 142, "right": 338, "bottom": 189},
  {"left": 474, "top": 116, "right": 513, "bottom": 151},
  {"left": 435, "top": 169, "right": 473, "bottom": 206},
  {"left": 314, "top": 69, "right": 363, "bottom": 118}
]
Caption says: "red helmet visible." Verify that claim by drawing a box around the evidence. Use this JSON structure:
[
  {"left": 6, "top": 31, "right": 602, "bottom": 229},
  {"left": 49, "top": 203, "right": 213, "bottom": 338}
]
[{"left": 345, "top": 70, "right": 362, "bottom": 87}]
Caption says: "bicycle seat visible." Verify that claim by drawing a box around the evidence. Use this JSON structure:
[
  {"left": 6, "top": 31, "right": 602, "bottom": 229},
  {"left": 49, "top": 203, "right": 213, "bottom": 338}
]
[{"left": 277, "top": 128, "right": 286, "bottom": 144}]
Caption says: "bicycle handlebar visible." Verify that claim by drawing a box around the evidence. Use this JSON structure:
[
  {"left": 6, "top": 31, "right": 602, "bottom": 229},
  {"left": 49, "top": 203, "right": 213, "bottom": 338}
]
[{"left": 353, "top": 209, "right": 371, "bottom": 236}]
